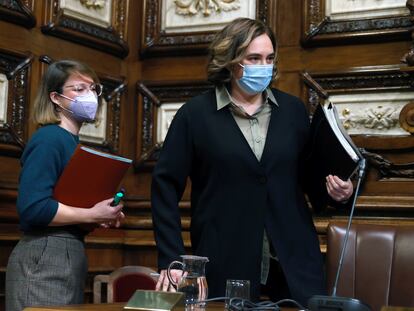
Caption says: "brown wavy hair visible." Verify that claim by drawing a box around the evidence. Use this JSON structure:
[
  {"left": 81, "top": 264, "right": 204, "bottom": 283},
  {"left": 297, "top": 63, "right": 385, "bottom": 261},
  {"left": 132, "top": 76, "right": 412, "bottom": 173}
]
[{"left": 207, "top": 17, "right": 278, "bottom": 86}]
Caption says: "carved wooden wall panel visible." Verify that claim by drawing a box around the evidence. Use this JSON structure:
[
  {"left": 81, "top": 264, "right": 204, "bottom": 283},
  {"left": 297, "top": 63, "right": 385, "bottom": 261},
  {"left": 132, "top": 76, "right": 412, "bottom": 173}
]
[
  {"left": 42, "top": 0, "right": 129, "bottom": 58},
  {"left": 0, "top": 0, "right": 35, "bottom": 28},
  {"left": 303, "top": 0, "right": 411, "bottom": 46},
  {"left": 0, "top": 0, "right": 413, "bottom": 308},
  {"left": 0, "top": 48, "right": 33, "bottom": 157},
  {"left": 303, "top": 66, "right": 414, "bottom": 214},
  {"left": 140, "top": 0, "right": 271, "bottom": 56},
  {"left": 135, "top": 80, "right": 213, "bottom": 169}
]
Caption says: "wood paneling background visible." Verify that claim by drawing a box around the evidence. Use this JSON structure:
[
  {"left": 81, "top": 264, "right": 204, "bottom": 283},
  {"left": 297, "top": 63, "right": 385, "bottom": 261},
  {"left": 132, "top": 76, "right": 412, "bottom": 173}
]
[{"left": 0, "top": 0, "right": 413, "bottom": 309}]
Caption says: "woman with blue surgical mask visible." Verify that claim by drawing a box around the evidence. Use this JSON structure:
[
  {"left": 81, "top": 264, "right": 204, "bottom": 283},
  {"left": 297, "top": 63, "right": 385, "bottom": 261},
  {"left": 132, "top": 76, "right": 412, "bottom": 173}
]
[
  {"left": 235, "top": 62, "right": 274, "bottom": 95},
  {"left": 151, "top": 18, "right": 354, "bottom": 306},
  {"left": 5, "top": 60, "right": 124, "bottom": 311}
]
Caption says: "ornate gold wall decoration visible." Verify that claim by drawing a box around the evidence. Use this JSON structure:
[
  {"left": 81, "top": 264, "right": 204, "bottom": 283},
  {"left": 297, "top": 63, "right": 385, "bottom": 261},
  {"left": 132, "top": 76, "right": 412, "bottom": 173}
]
[
  {"left": 174, "top": 0, "right": 240, "bottom": 16},
  {"left": 80, "top": 0, "right": 106, "bottom": 10}
]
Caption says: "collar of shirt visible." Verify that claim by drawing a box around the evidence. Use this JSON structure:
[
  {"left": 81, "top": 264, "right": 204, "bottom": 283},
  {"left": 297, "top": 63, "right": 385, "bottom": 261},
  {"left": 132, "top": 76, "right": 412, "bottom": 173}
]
[{"left": 215, "top": 85, "right": 279, "bottom": 111}]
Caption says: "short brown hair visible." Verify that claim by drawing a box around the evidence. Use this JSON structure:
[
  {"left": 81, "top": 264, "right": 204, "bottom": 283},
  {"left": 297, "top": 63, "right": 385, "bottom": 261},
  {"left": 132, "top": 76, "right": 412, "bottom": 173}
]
[
  {"left": 207, "top": 18, "right": 278, "bottom": 86},
  {"left": 33, "top": 59, "right": 102, "bottom": 126}
]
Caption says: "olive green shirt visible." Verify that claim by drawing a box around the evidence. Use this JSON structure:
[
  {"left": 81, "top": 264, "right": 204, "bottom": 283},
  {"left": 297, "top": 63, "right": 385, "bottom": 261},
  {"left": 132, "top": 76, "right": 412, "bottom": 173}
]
[{"left": 216, "top": 85, "right": 279, "bottom": 285}]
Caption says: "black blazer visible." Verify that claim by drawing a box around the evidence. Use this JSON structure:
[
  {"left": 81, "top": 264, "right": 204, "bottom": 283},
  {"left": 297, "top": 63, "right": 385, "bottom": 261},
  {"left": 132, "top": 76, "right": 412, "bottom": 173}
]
[{"left": 151, "top": 88, "right": 326, "bottom": 305}]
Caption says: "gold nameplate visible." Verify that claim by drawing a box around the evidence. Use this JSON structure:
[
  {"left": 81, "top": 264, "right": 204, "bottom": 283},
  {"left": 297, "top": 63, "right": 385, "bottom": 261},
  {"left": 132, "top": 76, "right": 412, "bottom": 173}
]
[{"left": 124, "top": 290, "right": 184, "bottom": 311}]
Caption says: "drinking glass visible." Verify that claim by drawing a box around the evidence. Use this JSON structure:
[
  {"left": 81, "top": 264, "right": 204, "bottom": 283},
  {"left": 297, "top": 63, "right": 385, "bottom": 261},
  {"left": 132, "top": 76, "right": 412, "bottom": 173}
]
[{"left": 225, "top": 279, "right": 250, "bottom": 309}]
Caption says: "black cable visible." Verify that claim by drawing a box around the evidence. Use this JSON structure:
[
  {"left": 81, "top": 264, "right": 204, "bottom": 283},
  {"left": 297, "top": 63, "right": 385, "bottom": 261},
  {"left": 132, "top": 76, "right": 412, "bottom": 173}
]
[{"left": 194, "top": 296, "right": 307, "bottom": 311}]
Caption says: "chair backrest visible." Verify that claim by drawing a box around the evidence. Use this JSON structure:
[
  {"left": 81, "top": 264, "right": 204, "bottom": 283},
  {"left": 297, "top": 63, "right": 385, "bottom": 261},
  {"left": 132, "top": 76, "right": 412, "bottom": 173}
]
[
  {"left": 93, "top": 265, "right": 158, "bottom": 303},
  {"left": 327, "top": 222, "right": 414, "bottom": 311}
]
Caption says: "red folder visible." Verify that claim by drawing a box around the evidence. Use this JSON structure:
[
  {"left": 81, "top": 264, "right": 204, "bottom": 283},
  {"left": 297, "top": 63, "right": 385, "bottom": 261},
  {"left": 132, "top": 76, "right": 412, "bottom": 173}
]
[{"left": 53, "top": 145, "right": 132, "bottom": 208}]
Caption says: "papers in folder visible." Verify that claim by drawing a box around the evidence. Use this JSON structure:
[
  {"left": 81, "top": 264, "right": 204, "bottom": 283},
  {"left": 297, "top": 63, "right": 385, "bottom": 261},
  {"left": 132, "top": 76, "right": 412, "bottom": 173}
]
[
  {"left": 323, "top": 102, "right": 360, "bottom": 163},
  {"left": 309, "top": 101, "right": 362, "bottom": 181}
]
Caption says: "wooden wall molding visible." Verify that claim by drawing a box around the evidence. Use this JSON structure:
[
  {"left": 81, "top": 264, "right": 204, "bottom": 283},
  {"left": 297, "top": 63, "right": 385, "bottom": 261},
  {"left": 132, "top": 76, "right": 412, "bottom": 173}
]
[
  {"left": 360, "top": 149, "right": 414, "bottom": 179},
  {"left": 41, "top": 0, "right": 129, "bottom": 58},
  {"left": 303, "top": 0, "right": 412, "bottom": 46},
  {"left": 303, "top": 66, "right": 414, "bottom": 214},
  {"left": 135, "top": 80, "right": 213, "bottom": 170},
  {"left": 304, "top": 65, "right": 412, "bottom": 99},
  {"left": 401, "top": 0, "right": 414, "bottom": 65},
  {"left": 91, "top": 75, "right": 126, "bottom": 153},
  {"left": 302, "top": 66, "right": 414, "bottom": 150},
  {"left": 140, "top": 0, "right": 271, "bottom": 57},
  {"left": 0, "top": 0, "right": 36, "bottom": 28},
  {"left": 0, "top": 48, "right": 33, "bottom": 157},
  {"left": 302, "top": 66, "right": 414, "bottom": 148},
  {"left": 1, "top": 1, "right": 414, "bottom": 308}
]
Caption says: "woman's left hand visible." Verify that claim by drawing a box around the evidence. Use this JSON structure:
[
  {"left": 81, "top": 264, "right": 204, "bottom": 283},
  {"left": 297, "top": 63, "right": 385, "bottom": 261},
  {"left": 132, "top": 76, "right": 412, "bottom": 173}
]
[
  {"left": 99, "top": 211, "right": 125, "bottom": 228},
  {"left": 326, "top": 175, "right": 353, "bottom": 202}
]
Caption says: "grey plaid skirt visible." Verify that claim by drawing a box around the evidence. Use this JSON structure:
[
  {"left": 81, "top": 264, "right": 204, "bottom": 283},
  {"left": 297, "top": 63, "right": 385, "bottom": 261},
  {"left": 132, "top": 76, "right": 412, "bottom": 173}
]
[{"left": 5, "top": 233, "right": 87, "bottom": 311}]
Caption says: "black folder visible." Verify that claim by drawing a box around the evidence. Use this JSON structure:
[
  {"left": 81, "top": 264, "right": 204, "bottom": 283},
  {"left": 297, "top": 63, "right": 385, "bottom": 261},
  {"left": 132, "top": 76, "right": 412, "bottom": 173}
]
[{"left": 305, "top": 102, "right": 363, "bottom": 212}]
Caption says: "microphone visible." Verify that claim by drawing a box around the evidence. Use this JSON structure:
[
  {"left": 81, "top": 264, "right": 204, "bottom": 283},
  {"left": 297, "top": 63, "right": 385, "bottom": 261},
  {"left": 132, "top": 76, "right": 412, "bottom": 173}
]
[{"left": 308, "top": 158, "right": 372, "bottom": 311}]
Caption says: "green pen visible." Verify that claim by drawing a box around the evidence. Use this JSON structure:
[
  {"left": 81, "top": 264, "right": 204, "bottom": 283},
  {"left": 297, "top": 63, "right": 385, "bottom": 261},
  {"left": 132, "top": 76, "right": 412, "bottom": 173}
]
[{"left": 110, "top": 189, "right": 125, "bottom": 206}]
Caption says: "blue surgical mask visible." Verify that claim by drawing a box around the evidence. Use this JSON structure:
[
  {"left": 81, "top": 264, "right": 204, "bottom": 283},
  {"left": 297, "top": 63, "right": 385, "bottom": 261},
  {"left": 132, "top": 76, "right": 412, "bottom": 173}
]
[
  {"left": 236, "top": 63, "right": 273, "bottom": 95},
  {"left": 58, "top": 92, "right": 99, "bottom": 122}
]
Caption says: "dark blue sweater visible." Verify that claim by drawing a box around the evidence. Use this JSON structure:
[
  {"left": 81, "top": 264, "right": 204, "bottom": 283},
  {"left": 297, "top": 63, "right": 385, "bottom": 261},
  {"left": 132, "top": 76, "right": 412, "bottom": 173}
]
[{"left": 17, "top": 124, "right": 79, "bottom": 232}]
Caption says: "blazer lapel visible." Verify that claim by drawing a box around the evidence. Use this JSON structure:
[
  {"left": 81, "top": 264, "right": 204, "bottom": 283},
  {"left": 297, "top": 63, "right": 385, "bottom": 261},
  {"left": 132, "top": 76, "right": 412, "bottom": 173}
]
[
  {"left": 260, "top": 104, "right": 278, "bottom": 165},
  {"left": 220, "top": 107, "right": 263, "bottom": 166}
]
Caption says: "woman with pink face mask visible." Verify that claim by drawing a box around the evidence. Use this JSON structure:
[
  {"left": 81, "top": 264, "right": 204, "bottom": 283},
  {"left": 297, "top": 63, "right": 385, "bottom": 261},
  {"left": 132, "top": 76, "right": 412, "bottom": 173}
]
[
  {"left": 5, "top": 60, "right": 125, "bottom": 311},
  {"left": 151, "top": 18, "right": 354, "bottom": 306}
]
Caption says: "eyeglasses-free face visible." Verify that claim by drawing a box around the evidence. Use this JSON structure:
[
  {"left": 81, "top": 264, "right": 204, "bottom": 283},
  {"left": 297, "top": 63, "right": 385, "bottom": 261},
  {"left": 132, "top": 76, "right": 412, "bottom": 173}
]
[{"left": 63, "top": 83, "right": 103, "bottom": 97}]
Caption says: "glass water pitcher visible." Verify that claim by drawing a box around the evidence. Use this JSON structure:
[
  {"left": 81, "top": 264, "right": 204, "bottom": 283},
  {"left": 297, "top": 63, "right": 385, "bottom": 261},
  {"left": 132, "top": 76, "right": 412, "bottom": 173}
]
[{"left": 167, "top": 255, "right": 209, "bottom": 307}]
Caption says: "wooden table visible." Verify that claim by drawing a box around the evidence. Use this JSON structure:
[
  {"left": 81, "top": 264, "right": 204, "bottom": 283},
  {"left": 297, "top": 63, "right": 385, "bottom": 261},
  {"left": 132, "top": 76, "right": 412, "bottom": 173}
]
[
  {"left": 24, "top": 302, "right": 226, "bottom": 311},
  {"left": 23, "top": 302, "right": 302, "bottom": 311},
  {"left": 24, "top": 303, "right": 125, "bottom": 311}
]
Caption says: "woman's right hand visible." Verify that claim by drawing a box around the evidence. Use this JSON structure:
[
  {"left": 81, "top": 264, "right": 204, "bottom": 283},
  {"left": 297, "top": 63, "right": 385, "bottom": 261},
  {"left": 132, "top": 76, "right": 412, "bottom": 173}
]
[
  {"left": 52, "top": 198, "right": 123, "bottom": 226},
  {"left": 89, "top": 198, "right": 123, "bottom": 223},
  {"left": 156, "top": 269, "right": 182, "bottom": 292}
]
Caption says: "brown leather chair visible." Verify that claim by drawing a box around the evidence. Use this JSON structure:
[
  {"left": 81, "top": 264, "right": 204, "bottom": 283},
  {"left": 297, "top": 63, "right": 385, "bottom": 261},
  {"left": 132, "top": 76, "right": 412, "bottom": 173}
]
[
  {"left": 327, "top": 222, "right": 414, "bottom": 311},
  {"left": 93, "top": 265, "right": 158, "bottom": 303}
]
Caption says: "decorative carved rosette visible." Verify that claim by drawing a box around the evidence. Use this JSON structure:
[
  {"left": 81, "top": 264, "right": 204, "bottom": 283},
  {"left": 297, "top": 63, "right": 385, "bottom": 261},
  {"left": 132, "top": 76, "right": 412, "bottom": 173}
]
[{"left": 399, "top": 102, "right": 414, "bottom": 133}]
